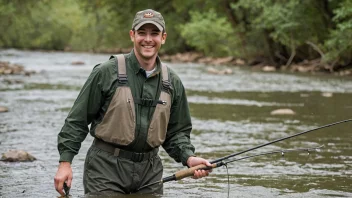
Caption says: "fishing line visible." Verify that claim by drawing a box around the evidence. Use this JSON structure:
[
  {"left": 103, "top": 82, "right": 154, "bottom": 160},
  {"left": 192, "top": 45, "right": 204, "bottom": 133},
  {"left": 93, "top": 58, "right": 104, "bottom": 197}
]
[
  {"left": 223, "top": 145, "right": 323, "bottom": 164},
  {"left": 223, "top": 163, "right": 233, "bottom": 198},
  {"left": 137, "top": 119, "right": 352, "bottom": 191},
  {"left": 211, "top": 119, "right": 351, "bottom": 164},
  {"left": 220, "top": 145, "right": 323, "bottom": 198}
]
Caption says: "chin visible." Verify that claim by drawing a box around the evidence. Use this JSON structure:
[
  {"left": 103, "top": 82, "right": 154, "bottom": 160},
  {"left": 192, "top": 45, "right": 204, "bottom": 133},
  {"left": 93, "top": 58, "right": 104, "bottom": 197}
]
[{"left": 142, "top": 52, "right": 155, "bottom": 58}]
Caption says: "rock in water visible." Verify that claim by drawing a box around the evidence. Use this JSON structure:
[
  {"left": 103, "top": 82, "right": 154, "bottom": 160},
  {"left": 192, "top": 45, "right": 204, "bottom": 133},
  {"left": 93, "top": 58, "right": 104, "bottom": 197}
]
[
  {"left": 1, "top": 150, "right": 36, "bottom": 162},
  {"left": 0, "top": 106, "right": 9, "bottom": 113},
  {"left": 270, "top": 109, "right": 296, "bottom": 115}
]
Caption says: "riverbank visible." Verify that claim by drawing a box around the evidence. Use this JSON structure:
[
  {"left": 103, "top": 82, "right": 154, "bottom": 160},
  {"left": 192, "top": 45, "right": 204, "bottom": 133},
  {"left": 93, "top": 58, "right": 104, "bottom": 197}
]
[
  {"left": 1, "top": 49, "right": 351, "bottom": 77},
  {"left": 159, "top": 52, "right": 352, "bottom": 76},
  {"left": 93, "top": 48, "right": 352, "bottom": 76}
]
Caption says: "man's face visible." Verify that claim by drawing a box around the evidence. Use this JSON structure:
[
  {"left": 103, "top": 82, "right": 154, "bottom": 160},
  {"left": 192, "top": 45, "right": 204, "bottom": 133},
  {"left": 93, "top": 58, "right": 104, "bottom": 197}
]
[{"left": 130, "top": 23, "right": 167, "bottom": 61}]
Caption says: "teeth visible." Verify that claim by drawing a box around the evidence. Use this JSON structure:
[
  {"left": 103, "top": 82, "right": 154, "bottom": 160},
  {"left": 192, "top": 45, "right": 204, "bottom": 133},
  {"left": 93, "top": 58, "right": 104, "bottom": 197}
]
[{"left": 143, "top": 45, "right": 153, "bottom": 48}]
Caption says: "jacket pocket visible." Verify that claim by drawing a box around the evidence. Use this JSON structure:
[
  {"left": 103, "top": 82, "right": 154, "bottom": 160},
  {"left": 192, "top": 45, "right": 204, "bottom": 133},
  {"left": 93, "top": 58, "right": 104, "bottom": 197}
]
[
  {"left": 95, "top": 86, "right": 136, "bottom": 145},
  {"left": 147, "top": 91, "right": 171, "bottom": 147}
]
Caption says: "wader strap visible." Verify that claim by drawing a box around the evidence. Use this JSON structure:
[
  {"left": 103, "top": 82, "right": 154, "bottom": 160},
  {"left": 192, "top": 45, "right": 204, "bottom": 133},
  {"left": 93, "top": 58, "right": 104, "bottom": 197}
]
[
  {"left": 93, "top": 138, "right": 158, "bottom": 162},
  {"left": 114, "top": 54, "right": 127, "bottom": 84},
  {"left": 161, "top": 63, "right": 171, "bottom": 92}
]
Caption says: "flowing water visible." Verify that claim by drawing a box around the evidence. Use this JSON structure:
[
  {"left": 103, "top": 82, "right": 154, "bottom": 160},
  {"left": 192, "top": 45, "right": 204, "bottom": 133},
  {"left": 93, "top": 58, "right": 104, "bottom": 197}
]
[{"left": 0, "top": 49, "right": 352, "bottom": 198}]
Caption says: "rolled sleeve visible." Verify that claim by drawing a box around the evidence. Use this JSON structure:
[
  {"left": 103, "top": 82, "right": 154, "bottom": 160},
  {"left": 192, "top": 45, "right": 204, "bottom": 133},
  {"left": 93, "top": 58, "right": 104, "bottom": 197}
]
[
  {"left": 59, "top": 152, "right": 76, "bottom": 163},
  {"left": 180, "top": 149, "right": 196, "bottom": 166}
]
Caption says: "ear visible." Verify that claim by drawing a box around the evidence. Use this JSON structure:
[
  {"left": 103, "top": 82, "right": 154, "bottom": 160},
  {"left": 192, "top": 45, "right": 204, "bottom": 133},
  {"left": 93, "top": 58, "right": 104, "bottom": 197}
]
[
  {"left": 161, "top": 32, "right": 167, "bottom": 44},
  {"left": 129, "top": 30, "right": 135, "bottom": 42}
]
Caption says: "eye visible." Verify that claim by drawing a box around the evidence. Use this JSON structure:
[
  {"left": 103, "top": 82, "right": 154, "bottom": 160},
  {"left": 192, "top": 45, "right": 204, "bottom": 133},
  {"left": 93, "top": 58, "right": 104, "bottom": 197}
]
[{"left": 137, "top": 31, "right": 146, "bottom": 36}]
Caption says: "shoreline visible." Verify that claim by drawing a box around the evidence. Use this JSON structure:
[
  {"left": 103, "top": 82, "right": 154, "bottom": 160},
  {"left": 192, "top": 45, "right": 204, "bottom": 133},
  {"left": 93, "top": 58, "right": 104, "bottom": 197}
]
[
  {"left": 159, "top": 52, "right": 352, "bottom": 77},
  {"left": 1, "top": 48, "right": 351, "bottom": 77}
]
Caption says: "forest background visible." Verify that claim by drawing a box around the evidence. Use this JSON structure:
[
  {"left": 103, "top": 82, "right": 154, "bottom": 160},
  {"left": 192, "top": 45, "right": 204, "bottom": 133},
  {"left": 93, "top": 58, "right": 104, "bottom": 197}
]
[{"left": 1, "top": 0, "right": 351, "bottom": 73}]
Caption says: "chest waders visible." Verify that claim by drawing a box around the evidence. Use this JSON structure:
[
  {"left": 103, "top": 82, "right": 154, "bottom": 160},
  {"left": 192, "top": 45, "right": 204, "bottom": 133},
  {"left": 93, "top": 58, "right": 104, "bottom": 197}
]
[
  {"left": 84, "top": 54, "right": 170, "bottom": 194},
  {"left": 95, "top": 54, "right": 172, "bottom": 149}
]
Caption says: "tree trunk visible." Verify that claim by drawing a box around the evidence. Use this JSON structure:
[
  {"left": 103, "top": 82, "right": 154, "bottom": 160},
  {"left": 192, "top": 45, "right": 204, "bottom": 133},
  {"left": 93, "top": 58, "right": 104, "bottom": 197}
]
[
  {"left": 263, "top": 30, "right": 277, "bottom": 65},
  {"left": 222, "top": 0, "right": 248, "bottom": 57},
  {"left": 319, "top": 0, "right": 334, "bottom": 29},
  {"left": 286, "top": 37, "right": 296, "bottom": 67}
]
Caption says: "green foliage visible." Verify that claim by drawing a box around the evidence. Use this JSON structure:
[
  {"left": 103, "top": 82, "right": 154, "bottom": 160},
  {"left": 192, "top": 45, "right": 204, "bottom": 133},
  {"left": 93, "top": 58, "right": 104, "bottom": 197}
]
[
  {"left": 324, "top": 0, "right": 352, "bottom": 65},
  {"left": 249, "top": 0, "right": 328, "bottom": 57},
  {"left": 69, "top": 2, "right": 117, "bottom": 51},
  {"left": 94, "top": 0, "right": 189, "bottom": 53},
  {"left": 0, "top": 0, "right": 351, "bottom": 67},
  {"left": 0, "top": 0, "right": 75, "bottom": 50},
  {"left": 179, "top": 10, "right": 237, "bottom": 57}
]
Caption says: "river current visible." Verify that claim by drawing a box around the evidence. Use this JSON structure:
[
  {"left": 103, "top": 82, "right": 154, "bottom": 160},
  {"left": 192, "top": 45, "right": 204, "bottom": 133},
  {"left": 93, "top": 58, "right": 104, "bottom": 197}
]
[{"left": 1, "top": 49, "right": 351, "bottom": 198}]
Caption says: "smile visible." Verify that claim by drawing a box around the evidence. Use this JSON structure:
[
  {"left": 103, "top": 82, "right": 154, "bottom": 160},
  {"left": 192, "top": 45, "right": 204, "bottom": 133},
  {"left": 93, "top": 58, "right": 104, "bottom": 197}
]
[{"left": 142, "top": 45, "right": 154, "bottom": 49}]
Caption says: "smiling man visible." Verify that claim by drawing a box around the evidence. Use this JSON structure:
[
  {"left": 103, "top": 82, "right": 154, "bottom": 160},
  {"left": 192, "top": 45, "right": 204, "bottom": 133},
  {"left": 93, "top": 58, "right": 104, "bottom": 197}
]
[{"left": 54, "top": 9, "right": 211, "bottom": 196}]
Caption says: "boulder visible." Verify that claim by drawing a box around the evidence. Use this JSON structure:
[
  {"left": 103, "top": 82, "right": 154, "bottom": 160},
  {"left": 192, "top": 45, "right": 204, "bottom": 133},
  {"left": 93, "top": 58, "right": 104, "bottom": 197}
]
[
  {"left": 206, "top": 67, "right": 233, "bottom": 75},
  {"left": 270, "top": 109, "right": 296, "bottom": 115},
  {"left": 234, "top": 58, "right": 245, "bottom": 66},
  {"left": 175, "top": 52, "right": 202, "bottom": 62},
  {"left": 71, "top": 61, "right": 85, "bottom": 65},
  {"left": 262, "top": 66, "right": 276, "bottom": 72},
  {"left": 198, "top": 57, "right": 214, "bottom": 64},
  {"left": 0, "top": 61, "right": 35, "bottom": 76},
  {"left": 321, "top": 92, "right": 333, "bottom": 97},
  {"left": 1, "top": 150, "right": 36, "bottom": 162},
  {"left": 211, "top": 56, "right": 234, "bottom": 65},
  {"left": 0, "top": 106, "right": 9, "bottom": 113}
]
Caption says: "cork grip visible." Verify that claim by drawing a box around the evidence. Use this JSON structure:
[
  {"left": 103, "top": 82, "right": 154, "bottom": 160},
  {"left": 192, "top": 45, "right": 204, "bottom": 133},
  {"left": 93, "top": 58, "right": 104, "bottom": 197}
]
[{"left": 174, "top": 163, "right": 217, "bottom": 180}]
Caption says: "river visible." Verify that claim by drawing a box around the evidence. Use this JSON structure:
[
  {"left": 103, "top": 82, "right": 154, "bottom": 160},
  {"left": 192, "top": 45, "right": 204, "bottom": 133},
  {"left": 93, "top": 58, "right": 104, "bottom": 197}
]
[{"left": 0, "top": 49, "right": 352, "bottom": 198}]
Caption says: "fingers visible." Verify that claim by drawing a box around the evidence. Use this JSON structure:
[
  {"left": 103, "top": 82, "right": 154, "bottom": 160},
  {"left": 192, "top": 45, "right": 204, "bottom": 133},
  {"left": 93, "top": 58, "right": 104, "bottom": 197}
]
[
  {"left": 187, "top": 156, "right": 212, "bottom": 179},
  {"left": 193, "top": 169, "right": 210, "bottom": 179},
  {"left": 205, "top": 161, "right": 212, "bottom": 166},
  {"left": 67, "top": 176, "right": 72, "bottom": 188},
  {"left": 54, "top": 162, "right": 72, "bottom": 196},
  {"left": 54, "top": 171, "right": 72, "bottom": 195},
  {"left": 54, "top": 177, "right": 65, "bottom": 196},
  {"left": 187, "top": 156, "right": 211, "bottom": 167}
]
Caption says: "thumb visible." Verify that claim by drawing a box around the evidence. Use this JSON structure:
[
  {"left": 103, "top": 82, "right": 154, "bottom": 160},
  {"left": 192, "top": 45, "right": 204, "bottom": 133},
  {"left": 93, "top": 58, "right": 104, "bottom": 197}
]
[{"left": 205, "top": 160, "right": 212, "bottom": 166}]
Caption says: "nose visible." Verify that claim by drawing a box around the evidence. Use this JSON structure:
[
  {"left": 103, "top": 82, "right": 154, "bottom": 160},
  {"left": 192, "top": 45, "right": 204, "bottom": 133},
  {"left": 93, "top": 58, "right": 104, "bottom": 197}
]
[{"left": 145, "top": 33, "right": 152, "bottom": 42}]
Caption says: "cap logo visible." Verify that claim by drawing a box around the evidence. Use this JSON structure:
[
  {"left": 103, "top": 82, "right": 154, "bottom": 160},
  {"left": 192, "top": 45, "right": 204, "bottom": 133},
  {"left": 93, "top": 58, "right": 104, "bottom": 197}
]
[{"left": 144, "top": 12, "right": 154, "bottom": 18}]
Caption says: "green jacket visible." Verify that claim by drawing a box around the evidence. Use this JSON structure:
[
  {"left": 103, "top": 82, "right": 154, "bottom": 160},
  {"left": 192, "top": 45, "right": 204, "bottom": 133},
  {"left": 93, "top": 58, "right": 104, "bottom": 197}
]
[{"left": 58, "top": 50, "right": 195, "bottom": 165}]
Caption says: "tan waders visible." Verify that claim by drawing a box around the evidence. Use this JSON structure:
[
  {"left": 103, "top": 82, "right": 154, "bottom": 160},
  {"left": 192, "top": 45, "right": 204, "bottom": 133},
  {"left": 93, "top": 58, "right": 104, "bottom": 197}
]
[{"left": 83, "top": 54, "right": 170, "bottom": 195}]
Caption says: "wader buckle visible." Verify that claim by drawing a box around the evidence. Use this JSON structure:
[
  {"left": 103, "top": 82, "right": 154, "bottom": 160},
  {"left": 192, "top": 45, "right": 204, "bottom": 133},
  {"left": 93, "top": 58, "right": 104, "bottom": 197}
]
[
  {"left": 159, "top": 100, "right": 167, "bottom": 105},
  {"left": 118, "top": 74, "right": 128, "bottom": 84},
  {"left": 162, "top": 80, "right": 171, "bottom": 91}
]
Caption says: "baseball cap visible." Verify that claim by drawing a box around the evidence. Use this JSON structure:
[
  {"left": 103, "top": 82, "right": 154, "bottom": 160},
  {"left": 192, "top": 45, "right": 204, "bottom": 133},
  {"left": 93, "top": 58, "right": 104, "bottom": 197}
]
[{"left": 132, "top": 9, "right": 165, "bottom": 32}]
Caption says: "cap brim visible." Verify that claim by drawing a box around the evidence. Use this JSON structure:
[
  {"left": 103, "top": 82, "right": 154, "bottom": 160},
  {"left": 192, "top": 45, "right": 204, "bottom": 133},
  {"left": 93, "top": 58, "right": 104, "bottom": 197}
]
[{"left": 134, "top": 21, "right": 163, "bottom": 31}]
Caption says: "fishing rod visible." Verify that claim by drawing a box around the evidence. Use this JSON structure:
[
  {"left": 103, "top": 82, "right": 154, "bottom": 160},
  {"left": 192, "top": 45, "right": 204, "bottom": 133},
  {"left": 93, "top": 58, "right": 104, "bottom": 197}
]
[
  {"left": 138, "top": 145, "right": 323, "bottom": 190},
  {"left": 210, "top": 144, "right": 323, "bottom": 198},
  {"left": 138, "top": 119, "right": 351, "bottom": 190},
  {"left": 211, "top": 119, "right": 351, "bottom": 164}
]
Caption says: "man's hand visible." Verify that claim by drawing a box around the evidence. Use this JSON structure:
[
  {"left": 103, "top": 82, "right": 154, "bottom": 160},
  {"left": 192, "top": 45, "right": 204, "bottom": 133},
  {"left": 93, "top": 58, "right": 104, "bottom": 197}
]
[
  {"left": 54, "top": 162, "right": 73, "bottom": 196},
  {"left": 186, "top": 156, "right": 212, "bottom": 179}
]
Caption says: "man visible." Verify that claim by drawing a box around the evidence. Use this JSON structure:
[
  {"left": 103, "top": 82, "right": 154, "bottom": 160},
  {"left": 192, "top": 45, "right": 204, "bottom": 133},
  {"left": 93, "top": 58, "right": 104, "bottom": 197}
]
[{"left": 54, "top": 9, "right": 211, "bottom": 196}]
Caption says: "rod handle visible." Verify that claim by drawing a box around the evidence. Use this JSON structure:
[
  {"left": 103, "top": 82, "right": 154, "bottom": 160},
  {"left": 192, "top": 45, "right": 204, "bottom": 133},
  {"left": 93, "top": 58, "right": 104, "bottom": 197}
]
[{"left": 174, "top": 163, "right": 217, "bottom": 180}]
